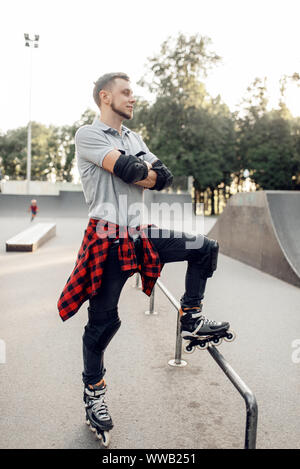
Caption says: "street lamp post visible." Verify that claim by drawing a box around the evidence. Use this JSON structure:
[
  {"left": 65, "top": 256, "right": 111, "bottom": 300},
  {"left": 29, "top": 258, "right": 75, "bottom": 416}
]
[{"left": 24, "top": 33, "right": 39, "bottom": 194}]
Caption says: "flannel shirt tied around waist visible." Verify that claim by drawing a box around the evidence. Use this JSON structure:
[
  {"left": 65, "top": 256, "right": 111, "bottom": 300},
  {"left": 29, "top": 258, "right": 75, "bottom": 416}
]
[{"left": 57, "top": 218, "right": 162, "bottom": 321}]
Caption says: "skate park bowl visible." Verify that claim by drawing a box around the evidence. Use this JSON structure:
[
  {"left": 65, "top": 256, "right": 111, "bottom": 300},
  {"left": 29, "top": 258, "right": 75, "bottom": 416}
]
[{"left": 207, "top": 191, "right": 300, "bottom": 288}]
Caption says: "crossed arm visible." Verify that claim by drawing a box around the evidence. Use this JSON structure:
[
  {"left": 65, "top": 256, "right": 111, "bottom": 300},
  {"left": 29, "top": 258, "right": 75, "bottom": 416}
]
[{"left": 102, "top": 149, "right": 158, "bottom": 189}]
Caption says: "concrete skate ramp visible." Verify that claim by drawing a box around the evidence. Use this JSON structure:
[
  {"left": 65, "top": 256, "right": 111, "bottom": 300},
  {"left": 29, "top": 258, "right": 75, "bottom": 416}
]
[{"left": 207, "top": 191, "right": 300, "bottom": 288}]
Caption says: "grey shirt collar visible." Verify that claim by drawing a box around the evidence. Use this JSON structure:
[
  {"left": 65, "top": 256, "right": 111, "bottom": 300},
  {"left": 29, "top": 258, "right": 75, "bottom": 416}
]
[{"left": 93, "top": 117, "right": 131, "bottom": 136}]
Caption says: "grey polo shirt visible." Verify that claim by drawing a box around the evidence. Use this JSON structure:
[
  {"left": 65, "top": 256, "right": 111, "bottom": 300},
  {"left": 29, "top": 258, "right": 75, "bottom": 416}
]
[{"left": 75, "top": 118, "right": 158, "bottom": 228}]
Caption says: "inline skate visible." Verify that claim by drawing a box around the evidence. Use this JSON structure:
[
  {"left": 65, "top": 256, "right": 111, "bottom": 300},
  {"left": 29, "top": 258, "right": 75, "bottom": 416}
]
[
  {"left": 84, "top": 379, "right": 113, "bottom": 447},
  {"left": 180, "top": 305, "right": 236, "bottom": 353}
]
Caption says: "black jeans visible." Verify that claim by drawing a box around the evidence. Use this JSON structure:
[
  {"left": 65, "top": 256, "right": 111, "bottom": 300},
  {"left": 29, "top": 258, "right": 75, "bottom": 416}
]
[{"left": 82, "top": 228, "right": 213, "bottom": 386}]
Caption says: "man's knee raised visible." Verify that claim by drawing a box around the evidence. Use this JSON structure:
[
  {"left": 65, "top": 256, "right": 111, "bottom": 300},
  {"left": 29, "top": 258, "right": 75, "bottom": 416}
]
[
  {"left": 192, "top": 237, "right": 219, "bottom": 278},
  {"left": 207, "top": 238, "right": 219, "bottom": 277}
]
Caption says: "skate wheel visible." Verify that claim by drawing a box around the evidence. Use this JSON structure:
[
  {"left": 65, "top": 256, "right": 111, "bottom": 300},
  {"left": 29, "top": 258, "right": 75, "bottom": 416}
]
[
  {"left": 87, "top": 420, "right": 96, "bottom": 433},
  {"left": 197, "top": 341, "right": 208, "bottom": 350},
  {"left": 97, "top": 430, "right": 110, "bottom": 447},
  {"left": 224, "top": 330, "right": 236, "bottom": 342},
  {"left": 212, "top": 337, "right": 222, "bottom": 345},
  {"left": 183, "top": 343, "right": 195, "bottom": 354},
  {"left": 101, "top": 431, "right": 111, "bottom": 448}
]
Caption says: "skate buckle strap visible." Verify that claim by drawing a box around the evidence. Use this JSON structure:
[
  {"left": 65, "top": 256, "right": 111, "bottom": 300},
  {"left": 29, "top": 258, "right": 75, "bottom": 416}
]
[
  {"left": 85, "top": 386, "right": 105, "bottom": 397},
  {"left": 182, "top": 311, "right": 203, "bottom": 319},
  {"left": 191, "top": 312, "right": 203, "bottom": 319},
  {"left": 181, "top": 306, "right": 203, "bottom": 319}
]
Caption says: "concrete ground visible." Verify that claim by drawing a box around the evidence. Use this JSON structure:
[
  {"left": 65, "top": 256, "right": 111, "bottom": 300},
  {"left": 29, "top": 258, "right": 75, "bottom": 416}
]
[{"left": 0, "top": 214, "right": 300, "bottom": 449}]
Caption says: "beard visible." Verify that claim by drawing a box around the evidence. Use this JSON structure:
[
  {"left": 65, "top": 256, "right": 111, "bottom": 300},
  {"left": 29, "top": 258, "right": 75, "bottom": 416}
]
[{"left": 111, "top": 101, "right": 132, "bottom": 120}]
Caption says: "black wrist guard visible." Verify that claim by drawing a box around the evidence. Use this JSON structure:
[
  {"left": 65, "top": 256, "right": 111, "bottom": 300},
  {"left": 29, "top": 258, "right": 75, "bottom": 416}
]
[
  {"left": 113, "top": 153, "right": 149, "bottom": 184},
  {"left": 149, "top": 159, "right": 173, "bottom": 191}
]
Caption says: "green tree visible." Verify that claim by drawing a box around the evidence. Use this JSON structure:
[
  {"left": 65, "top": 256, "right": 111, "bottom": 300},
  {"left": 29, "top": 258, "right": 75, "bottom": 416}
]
[
  {"left": 130, "top": 33, "right": 236, "bottom": 213},
  {"left": 247, "top": 112, "right": 299, "bottom": 189},
  {"left": 139, "top": 32, "right": 221, "bottom": 102},
  {"left": 55, "top": 108, "right": 96, "bottom": 182},
  {"left": 0, "top": 108, "right": 97, "bottom": 182},
  {"left": 30, "top": 123, "right": 59, "bottom": 180},
  {"left": 0, "top": 126, "right": 27, "bottom": 179},
  {"left": 0, "top": 123, "right": 61, "bottom": 181},
  {"left": 237, "top": 77, "right": 300, "bottom": 190}
]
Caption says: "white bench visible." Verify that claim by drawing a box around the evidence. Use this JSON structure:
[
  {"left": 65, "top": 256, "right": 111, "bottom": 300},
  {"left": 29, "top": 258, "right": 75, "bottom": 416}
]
[{"left": 6, "top": 223, "right": 56, "bottom": 252}]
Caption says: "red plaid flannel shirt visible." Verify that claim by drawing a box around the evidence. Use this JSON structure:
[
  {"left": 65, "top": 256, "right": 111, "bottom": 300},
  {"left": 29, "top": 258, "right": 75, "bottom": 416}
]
[{"left": 57, "top": 218, "right": 162, "bottom": 321}]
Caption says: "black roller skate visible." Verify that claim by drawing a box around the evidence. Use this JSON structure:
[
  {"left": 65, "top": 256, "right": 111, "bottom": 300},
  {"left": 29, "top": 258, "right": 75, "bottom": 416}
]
[
  {"left": 84, "top": 379, "right": 113, "bottom": 447},
  {"left": 180, "top": 305, "right": 235, "bottom": 353}
]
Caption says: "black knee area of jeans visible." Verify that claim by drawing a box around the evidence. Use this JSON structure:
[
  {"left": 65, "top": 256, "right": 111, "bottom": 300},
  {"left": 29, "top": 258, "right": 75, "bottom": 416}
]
[
  {"left": 192, "top": 237, "right": 219, "bottom": 278},
  {"left": 83, "top": 307, "right": 121, "bottom": 354},
  {"left": 206, "top": 239, "right": 219, "bottom": 278},
  {"left": 87, "top": 305, "right": 119, "bottom": 325}
]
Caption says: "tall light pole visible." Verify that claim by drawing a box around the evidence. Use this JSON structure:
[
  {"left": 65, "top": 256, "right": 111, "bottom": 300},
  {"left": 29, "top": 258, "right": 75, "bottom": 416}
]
[{"left": 24, "top": 33, "right": 39, "bottom": 194}]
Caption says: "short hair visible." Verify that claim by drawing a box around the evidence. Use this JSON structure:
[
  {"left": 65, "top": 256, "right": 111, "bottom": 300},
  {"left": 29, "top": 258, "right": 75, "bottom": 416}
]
[{"left": 93, "top": 72, "right": 130, "bottom": 108}]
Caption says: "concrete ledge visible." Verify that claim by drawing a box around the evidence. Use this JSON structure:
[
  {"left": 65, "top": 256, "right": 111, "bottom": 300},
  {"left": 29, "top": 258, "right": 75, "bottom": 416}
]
[{"left": 6, "top": 223, "right": 56, "bottom": 252}]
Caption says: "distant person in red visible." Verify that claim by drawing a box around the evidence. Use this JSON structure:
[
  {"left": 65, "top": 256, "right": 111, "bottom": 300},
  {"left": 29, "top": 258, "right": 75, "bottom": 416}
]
[{"left": 29, "top": 199, "right": 38, "bottom": 222}]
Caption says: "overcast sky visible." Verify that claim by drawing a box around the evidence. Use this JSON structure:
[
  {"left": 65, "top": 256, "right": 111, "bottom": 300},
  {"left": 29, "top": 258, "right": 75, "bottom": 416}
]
[{"left": 1, "top": 0, "right": 299, "bottom": 133}]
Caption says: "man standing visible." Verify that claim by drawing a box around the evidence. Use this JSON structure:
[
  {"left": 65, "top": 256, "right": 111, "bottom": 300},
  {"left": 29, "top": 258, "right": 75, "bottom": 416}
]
[{"left": 57, "top": 73, "right": 231, "bottom": 446}]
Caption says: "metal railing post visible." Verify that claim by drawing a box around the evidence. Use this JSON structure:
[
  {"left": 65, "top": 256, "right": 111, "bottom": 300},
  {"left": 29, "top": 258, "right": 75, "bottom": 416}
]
[
  {"left": 145, "top": 287, "right": 157, "bottom": 315},
  {"left": 155, "top": 280, "right": 187, "bottom": 367},
  {"left": 169, "top": 308, "right": 187, "bottom": 367},
  {"left": 134, "top": 273, "right": 142, "bottom": 289}
]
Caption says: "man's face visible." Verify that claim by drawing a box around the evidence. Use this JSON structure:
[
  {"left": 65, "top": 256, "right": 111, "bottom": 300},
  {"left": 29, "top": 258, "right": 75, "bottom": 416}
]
[{"left": 109, "top": 78, "right": 136, "bottom": 120}]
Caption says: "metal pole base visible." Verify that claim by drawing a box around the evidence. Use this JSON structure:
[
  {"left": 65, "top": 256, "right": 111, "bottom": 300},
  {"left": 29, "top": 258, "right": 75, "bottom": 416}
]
[
  {"left": 168, "top": 359, "right": 187, "bottom": 367},
  {"left": 133, "top": 274, "right": 142, "bottom": 289},
  {"left": 144, "top": 310, "right": 158, "bottom": 315}
]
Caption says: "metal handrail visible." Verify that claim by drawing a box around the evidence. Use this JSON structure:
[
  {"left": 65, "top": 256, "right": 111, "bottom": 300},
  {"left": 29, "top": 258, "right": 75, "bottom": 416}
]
[{"left": 136, "top": 274, "right": 258, "bottom": 449}]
